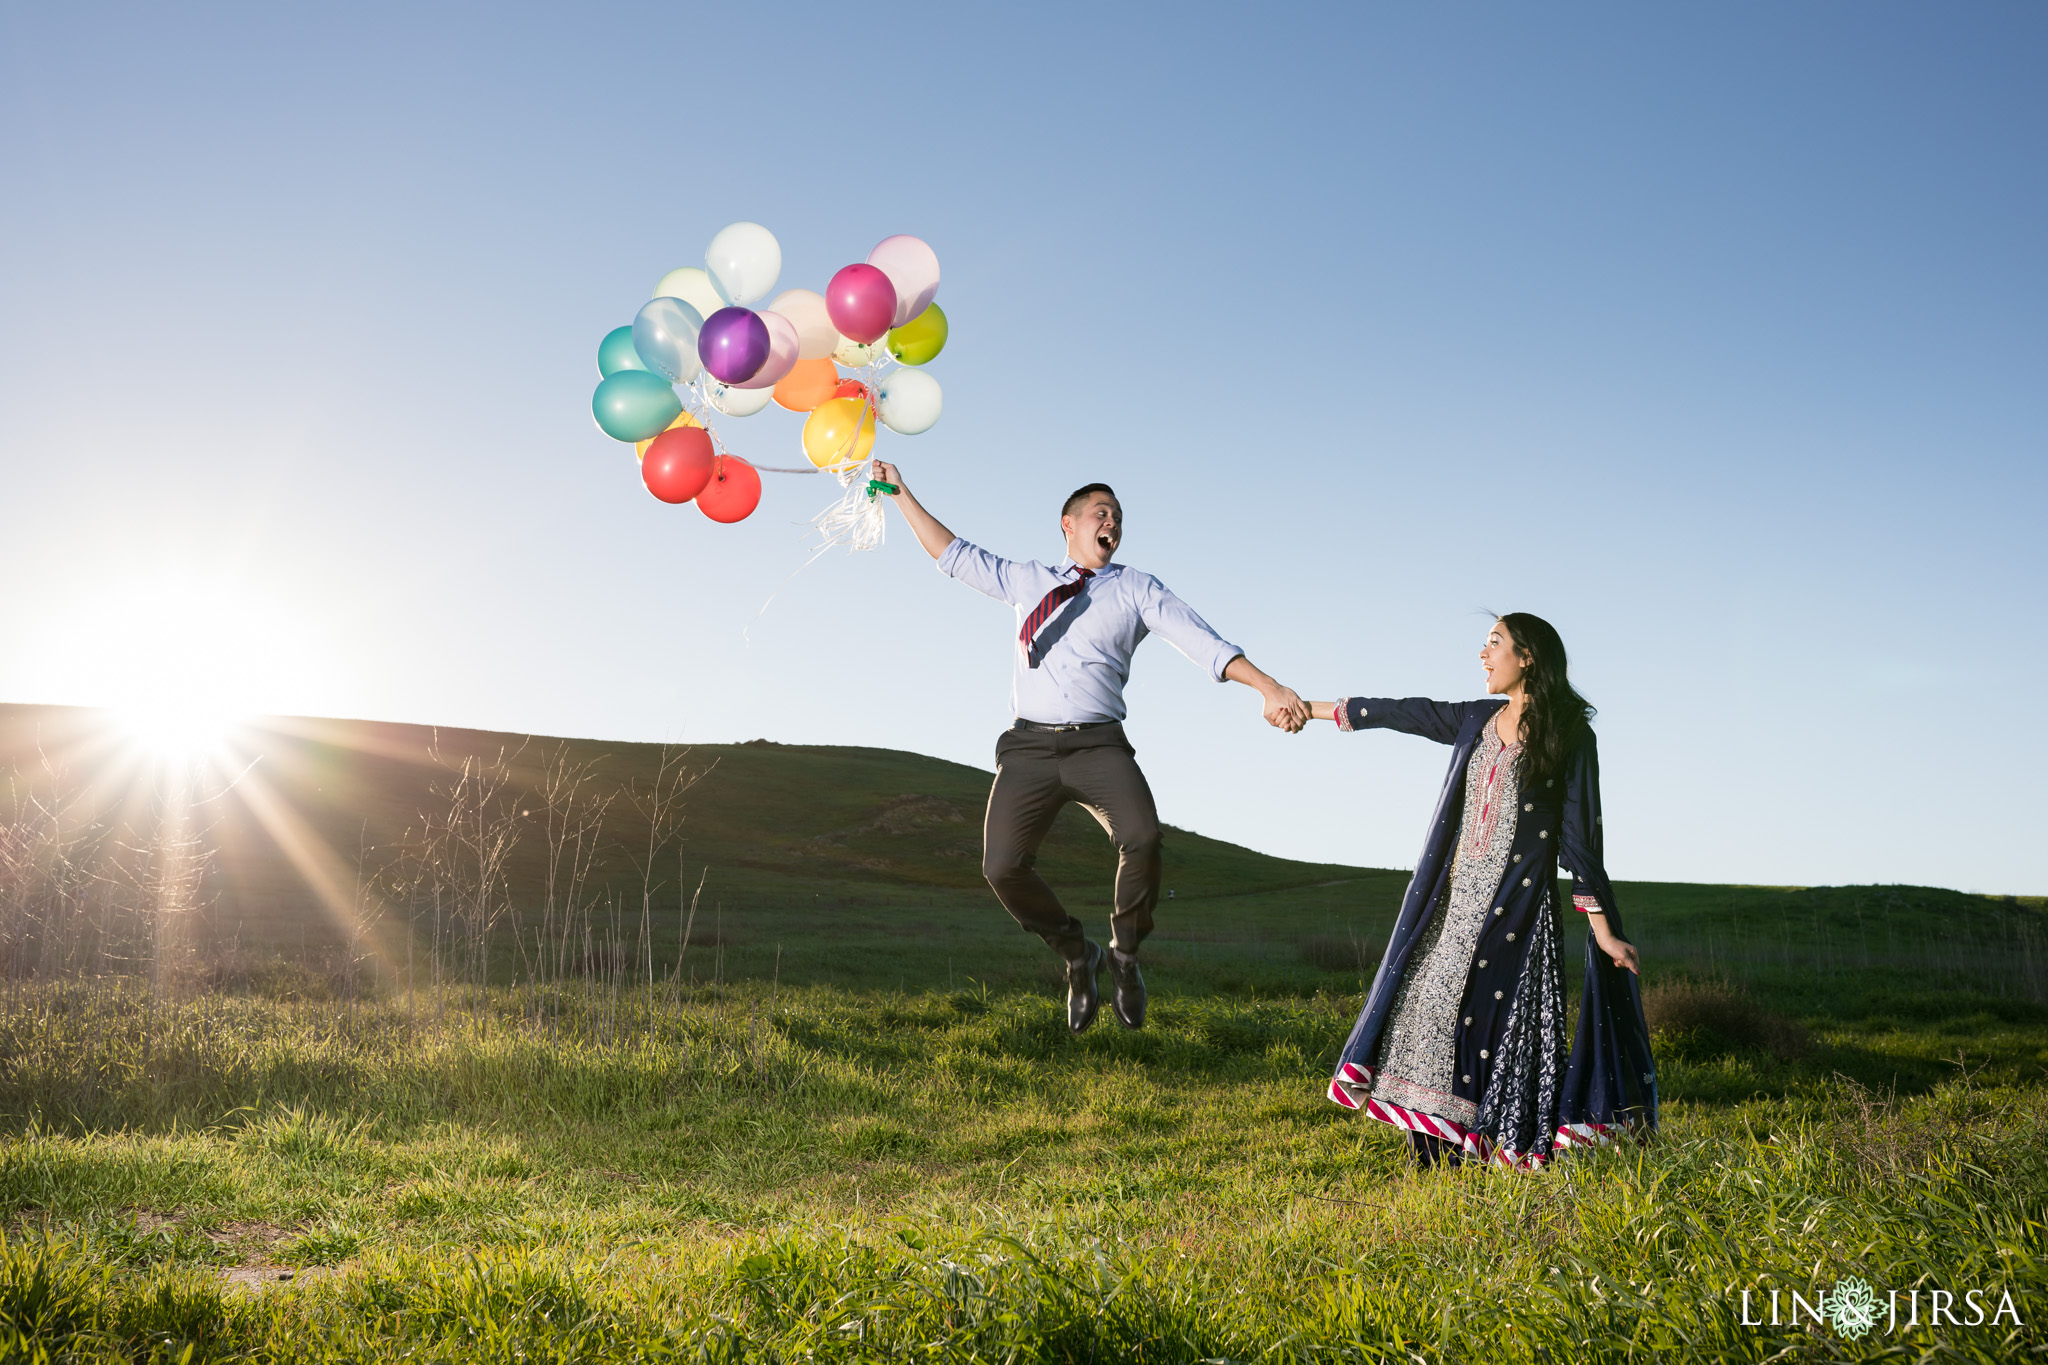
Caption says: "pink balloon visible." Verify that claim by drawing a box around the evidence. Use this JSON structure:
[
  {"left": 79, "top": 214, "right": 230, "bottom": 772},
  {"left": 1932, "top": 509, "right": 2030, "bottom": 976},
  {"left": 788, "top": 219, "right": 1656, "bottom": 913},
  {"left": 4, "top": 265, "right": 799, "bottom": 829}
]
[
  {"left": 867, "top": 235, "right": 940, "bottom": 328},
  {"left": 735, "top": 309, "right": 801, "bottom": 389},
  {"left": 826, "top": 263, "right": 897, "bottom": 344}
]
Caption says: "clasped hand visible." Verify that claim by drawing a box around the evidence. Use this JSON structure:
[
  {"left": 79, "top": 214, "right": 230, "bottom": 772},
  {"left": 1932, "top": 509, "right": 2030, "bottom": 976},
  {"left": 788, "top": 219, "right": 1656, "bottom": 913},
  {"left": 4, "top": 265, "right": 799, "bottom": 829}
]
[{"left": 1262, "top": 686, "right": 1310, "bottom": 733}]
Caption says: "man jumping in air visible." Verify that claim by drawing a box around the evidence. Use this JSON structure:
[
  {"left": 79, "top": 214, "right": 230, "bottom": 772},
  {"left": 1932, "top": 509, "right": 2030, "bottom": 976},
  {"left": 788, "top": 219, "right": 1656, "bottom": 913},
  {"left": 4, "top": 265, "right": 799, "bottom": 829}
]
[{"left": 872, "top": 460, "right": 1309, "bottom": 1033}]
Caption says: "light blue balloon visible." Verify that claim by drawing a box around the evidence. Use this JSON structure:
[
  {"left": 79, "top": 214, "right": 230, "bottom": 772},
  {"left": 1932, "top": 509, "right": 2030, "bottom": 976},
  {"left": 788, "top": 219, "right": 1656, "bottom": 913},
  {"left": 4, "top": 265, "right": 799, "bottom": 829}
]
[
  {"left": 597, "top": 325, "right": 649, "bottom": 378},
  {"left": 633, "top": 297, "right": 705, "bottom": 383},
  {"left": 592, "top": 370, "right": 683, "bottom": 442}
]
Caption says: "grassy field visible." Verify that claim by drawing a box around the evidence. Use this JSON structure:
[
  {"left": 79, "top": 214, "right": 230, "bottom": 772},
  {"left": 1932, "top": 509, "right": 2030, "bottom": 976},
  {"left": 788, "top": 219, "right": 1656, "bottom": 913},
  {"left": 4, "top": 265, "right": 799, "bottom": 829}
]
[
  {"left": 2, "top": 709, "right": 2045, "bottom": 1360},
  {"left": 3, "top": 898, "right": 2045, "bottom": 1362}
]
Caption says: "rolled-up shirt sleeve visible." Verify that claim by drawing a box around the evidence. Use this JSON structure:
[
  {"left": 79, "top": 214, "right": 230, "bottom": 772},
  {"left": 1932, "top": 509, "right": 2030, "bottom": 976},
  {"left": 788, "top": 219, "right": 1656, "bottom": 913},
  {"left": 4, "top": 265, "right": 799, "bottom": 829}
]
[
  {"left": 1134, "top": 573, "right": 1243, "bottom": 682},
  {"left": 937, "top": 538, "right": 1030, "bottom": 606}
]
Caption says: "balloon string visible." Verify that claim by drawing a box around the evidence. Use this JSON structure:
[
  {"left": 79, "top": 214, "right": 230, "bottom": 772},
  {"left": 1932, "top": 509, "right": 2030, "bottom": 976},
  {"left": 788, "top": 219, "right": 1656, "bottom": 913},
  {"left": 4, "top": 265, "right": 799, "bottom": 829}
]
[
  {"left": 678, "top": 378, "right": 727, "bottom": 459},
  {"left": 741, "top": 346, "right": 906, "bottom": 638},
  {"left": 686, "top": 378, "right": 817, "bottom": 472},
  {"left": 741, "top": 535, "right": 840, "bottom": 646}
]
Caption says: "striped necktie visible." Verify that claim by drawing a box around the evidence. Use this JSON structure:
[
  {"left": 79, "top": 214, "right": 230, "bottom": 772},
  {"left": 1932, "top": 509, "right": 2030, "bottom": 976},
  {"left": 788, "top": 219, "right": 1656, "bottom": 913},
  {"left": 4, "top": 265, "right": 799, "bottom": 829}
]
[{"left": 1019, "top": 567, "right": 1093, "bottom": 667}]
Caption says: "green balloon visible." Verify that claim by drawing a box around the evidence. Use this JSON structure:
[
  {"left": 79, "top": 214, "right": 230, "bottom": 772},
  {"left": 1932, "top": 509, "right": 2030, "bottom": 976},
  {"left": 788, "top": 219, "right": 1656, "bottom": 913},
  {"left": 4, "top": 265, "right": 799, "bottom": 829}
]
[
  {"left": 597, "top": 325, "right": 650, "bottom": 378},
  {"left": 887, "top": 302, "right": 948, "bottom": 366},
  {"left": 592, "top": 370, "right": 682, "bottom": 442}
]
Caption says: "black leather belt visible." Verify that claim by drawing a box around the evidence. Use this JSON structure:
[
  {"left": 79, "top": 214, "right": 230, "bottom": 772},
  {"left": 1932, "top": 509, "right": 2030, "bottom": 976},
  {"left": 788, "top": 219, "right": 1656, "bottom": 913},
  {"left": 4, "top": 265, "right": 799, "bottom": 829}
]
[{"left": 1012, "top": 718, "right": 1119, "bottom": 733}]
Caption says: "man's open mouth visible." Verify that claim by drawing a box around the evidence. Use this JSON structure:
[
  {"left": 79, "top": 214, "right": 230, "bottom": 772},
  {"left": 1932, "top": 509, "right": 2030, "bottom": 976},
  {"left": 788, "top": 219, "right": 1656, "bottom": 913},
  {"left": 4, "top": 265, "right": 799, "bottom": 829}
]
[{"left": 1098, "top": 535, "right": 1116, "bottom": 551}]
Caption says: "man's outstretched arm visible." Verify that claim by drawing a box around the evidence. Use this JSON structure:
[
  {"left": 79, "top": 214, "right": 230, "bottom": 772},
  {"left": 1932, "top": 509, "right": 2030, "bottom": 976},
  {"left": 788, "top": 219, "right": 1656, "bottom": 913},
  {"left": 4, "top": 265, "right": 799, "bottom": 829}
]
[
  {"left": 871, "top": 460, "right": 955, "bottom": 560},
  {"left": 1132, "top": 574, "right": 1309, "bottom": 733},
  {"left": 1224, "top": 655, "right": 1310, "bottom": 733}
]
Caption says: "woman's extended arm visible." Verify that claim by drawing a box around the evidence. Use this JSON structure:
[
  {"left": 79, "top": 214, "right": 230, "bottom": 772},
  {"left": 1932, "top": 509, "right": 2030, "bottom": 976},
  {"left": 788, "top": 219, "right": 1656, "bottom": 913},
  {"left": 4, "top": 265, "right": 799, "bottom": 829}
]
[{"left": 1302, "top": 698, "right": 1472, "bottom": 744}]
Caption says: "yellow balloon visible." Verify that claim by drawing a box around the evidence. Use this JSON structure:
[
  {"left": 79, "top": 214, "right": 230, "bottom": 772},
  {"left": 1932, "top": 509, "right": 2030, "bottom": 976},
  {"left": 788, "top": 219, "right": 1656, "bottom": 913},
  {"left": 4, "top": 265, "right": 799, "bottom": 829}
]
[
  {"left": 802, "top": 395, "right": 877, "bottom": 468},
  {"left": 887, "top": 302, "right": 948, "bottom": 365},
  {"left": 635, "top": 409, "right": 700, "bottom": 460}
]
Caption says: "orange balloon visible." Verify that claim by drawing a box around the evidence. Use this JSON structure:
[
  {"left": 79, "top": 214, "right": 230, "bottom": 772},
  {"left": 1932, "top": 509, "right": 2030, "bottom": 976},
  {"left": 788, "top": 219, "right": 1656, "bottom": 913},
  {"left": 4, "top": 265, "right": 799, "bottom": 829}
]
[
  {"left": 802, "top": 395, "right": 877, "bottom": 468},
  {"left": 635, "top": 409, "right": 700, "bottom": 460},
  {"left": 772, "top": 357, "right": 840, "bottom": 412}
]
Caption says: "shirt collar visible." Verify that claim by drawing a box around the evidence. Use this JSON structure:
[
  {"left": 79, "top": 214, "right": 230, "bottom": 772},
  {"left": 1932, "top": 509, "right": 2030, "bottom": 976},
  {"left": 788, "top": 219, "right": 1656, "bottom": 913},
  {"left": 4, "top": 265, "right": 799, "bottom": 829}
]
[{"left": 1057, "top": 557, "right": 1120, "bottom": 578}]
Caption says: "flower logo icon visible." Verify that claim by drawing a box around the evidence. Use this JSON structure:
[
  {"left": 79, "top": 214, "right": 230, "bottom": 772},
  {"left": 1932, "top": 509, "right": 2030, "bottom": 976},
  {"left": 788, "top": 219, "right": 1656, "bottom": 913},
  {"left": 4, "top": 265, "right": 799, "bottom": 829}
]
[{"left": 1827, "top": 1277, "right": 1881, "bottom": 1339}]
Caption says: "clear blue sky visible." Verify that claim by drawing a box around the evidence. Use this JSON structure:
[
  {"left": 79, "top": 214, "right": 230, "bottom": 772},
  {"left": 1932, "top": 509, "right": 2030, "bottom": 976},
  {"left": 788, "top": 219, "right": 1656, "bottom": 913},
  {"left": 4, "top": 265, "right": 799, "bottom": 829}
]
[{"left": 2, "top": 3, "right": 2042, "bottom": 894}]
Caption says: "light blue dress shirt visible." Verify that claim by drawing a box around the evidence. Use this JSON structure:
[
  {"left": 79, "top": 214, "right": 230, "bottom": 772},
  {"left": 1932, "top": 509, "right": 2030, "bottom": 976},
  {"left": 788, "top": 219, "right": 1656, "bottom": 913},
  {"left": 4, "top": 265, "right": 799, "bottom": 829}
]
[{"left": 937, "top": 537, "right": 1244, "bottom": 725}]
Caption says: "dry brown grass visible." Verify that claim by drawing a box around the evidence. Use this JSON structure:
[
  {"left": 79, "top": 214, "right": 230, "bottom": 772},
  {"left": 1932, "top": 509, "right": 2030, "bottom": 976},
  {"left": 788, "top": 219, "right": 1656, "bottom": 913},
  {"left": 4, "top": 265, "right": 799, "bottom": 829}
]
[
  {"left": 1641, "top": 976, "right": 1810, "bottom": 1061},
  {"left": 1298, "top": 932, "right": 1369, "bottom": 975}
]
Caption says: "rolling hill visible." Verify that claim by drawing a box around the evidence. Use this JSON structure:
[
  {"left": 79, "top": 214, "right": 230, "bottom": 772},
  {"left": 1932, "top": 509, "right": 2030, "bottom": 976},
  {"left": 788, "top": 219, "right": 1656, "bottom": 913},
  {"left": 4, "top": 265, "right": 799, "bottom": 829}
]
[
  {"left": 0, "top": 704, "right": 1391, "bottom": 969},
  {"left": 1, "top": 704, "right": 2040, "bottom": 1000}
]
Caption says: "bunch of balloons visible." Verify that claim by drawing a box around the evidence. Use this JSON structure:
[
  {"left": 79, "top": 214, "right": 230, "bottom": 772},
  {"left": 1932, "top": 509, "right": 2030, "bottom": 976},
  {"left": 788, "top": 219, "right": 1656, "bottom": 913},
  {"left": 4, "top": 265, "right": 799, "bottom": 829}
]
[{"left": 590, "top": 222, "right": 948, "bottom": 534}]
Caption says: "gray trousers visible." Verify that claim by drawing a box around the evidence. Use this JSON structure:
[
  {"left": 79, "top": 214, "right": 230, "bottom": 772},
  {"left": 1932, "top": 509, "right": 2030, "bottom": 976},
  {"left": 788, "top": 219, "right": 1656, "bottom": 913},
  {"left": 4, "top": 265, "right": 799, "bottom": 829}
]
[{"left": 982, "top": 722, "right": 1162, "bottom": 961}]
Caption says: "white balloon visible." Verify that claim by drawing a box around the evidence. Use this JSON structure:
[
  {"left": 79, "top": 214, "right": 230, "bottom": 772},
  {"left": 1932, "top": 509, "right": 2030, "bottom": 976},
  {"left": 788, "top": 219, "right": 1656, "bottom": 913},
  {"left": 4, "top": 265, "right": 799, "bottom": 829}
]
[
  {"left": 631, "top": 296, "right": 704, "bottom": 384},
  {"left": 832, "top": 334, "right": 880, "bottom": 367},
  {"left": 867, "top": 234, "right": 941, "bottom": 328},
  {"left": 705, "top": 221, "right": 782, "bottom": 306},
  {"left": 651, "top": 266, "right": 724, "bottom": 323},
  {"left": 701, "top": 376, "right": 774, "bottom": 417},
  {"left": 767, "top": 288, "right": 838, "bottom": 360},
  {"left": 876, "top": 368, "right": 942, "bottom": 435},
  {"left": 735, "top": 310, "right": 801, "bottom": 389}
]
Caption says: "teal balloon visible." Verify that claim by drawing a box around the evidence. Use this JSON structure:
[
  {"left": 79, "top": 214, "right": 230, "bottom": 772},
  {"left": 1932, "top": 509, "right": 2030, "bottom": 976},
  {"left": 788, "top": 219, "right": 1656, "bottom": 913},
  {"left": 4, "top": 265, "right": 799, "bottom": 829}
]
[
  {"left": 592, "top": 370, "right": 682, "bottom": 442},
  {"left": 597, "top": 325, "right": 650, "bottom": 378}
]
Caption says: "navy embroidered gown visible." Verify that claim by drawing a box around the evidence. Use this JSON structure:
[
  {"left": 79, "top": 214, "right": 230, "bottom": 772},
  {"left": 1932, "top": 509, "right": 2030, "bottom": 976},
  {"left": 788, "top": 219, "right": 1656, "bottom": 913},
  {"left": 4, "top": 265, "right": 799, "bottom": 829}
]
[{"left": 1325, "top": 697, "right": 1658, "bottom": 1167}]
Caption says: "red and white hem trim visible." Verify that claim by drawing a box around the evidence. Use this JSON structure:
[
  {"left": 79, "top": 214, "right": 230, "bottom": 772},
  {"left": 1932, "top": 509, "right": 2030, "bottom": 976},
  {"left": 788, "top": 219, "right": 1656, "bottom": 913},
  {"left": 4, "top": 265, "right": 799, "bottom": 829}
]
[
  {"left": 1332, "top": 697, "right": 1356, "bottom": 732},
  {"left": 1327, "top": 1061, "right": 1633, "bottom": 1171},
  {"left": 1571, "top": 894, "right": 1604, "bottom": 915}
]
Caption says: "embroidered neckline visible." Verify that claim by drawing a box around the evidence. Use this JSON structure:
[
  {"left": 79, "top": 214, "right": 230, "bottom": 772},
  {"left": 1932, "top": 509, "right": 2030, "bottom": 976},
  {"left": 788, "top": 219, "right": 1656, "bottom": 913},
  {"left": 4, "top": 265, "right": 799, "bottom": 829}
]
[{"left": 1473, "top": 723, "right": 1519, "bottom": 851}]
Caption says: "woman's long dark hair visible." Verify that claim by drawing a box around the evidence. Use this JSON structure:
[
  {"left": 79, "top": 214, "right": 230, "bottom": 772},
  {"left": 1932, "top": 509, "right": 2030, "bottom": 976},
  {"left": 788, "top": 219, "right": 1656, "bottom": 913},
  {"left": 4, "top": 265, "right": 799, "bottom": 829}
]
[{"left": 1495, "top": 612, "right": 1594, "bottom": 791}]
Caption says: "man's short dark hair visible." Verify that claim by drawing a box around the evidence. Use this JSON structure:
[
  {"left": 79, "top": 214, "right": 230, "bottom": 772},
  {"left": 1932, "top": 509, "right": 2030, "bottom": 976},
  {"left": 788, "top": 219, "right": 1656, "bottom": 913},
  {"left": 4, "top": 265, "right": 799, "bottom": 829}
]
[{"left": 1062, "top": 483, "right": 1117, "bottom": 518}]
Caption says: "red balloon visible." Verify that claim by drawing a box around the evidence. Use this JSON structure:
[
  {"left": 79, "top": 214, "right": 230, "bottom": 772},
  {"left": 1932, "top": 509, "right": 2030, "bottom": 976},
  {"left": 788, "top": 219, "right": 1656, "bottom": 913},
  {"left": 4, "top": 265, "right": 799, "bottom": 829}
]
[
  {"left": 832, "top": 378, "right": 870, "bottom": 402},
  {"left": 826, "top": 263, "right": 896, "bottom": 344},
  {"left": 641, "top": 427, "right": 715, "bottom": 504},
  {"left": 696, "top": 455, "right": 762, "bottom": 523}
]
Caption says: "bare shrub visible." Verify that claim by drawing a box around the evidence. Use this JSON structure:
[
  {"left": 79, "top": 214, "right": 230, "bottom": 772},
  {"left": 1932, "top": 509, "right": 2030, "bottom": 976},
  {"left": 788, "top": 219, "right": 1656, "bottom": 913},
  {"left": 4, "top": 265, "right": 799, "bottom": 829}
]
[
  {"left": 202, "top": 951, "right": 341, "bottom": 1002},
  {"left": 2, "top": 742, "right": 221, "bottom": 1002},
  {"left": 1823, "top": 1061, "right": 2036, "bottom": 1183},
  {"left": 1299, "top": 933, "right": 1369, "bottom": 975},
  {"left": 1642, "top": 977, "right": 1809, "bottom": 1061}
]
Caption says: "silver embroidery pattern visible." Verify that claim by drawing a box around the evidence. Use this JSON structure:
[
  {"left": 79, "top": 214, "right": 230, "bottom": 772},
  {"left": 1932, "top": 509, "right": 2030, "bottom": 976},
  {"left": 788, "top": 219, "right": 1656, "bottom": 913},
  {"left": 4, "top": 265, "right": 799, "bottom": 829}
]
[
  {"left": 1372, "top": 723, "right": 1520, "bottom": 1128},
  {"left": 1476, "top": 885, "right": 1567, "bottom": 1163}
]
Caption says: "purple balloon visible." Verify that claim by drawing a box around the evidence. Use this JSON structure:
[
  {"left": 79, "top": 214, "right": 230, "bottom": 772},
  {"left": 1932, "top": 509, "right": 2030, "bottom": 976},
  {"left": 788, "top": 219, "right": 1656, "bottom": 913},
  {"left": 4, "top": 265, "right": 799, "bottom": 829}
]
[{"left": 698, "top": 307, "right": 771, "bottom": 385}]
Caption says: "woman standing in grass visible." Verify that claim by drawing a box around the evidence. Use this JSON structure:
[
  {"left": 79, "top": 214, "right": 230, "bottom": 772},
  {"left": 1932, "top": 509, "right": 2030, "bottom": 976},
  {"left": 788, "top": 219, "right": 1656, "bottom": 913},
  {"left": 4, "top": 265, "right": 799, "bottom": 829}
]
[{"left": 1309, "top": 614, "right": 1657, "bottom": 1169}]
